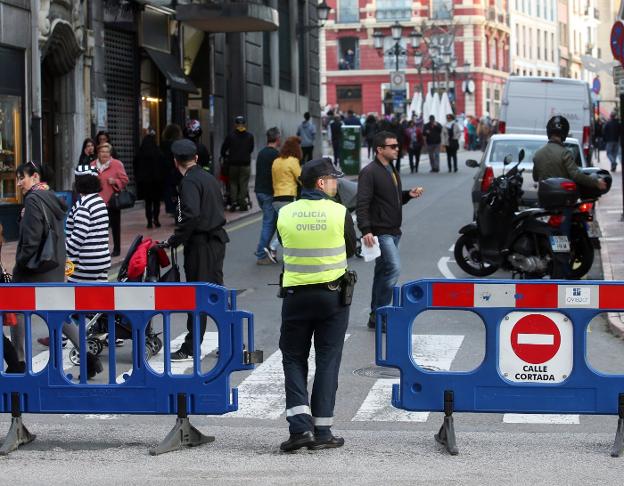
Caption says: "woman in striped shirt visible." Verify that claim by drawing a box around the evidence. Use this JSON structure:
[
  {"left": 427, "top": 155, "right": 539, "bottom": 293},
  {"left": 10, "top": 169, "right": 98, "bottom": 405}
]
[
  {"left": 66, "top": 165, "right": 111, "bottom": 282},
  {"left": 63, "top": 165, "right": 111, "bottom": 378}
]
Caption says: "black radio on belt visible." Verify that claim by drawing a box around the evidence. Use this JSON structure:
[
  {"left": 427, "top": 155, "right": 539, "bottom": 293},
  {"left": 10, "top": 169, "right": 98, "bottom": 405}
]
[{"left": 340, "top": 270, "right": 357, "bottom": 306}]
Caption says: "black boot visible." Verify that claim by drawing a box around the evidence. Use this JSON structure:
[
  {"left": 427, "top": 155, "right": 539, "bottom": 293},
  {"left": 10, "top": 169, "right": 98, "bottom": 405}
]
[
  {"left": 280, "top": 431, "right": 315, "bottom": 452},
  {"left": 5, "top": 361, "right": 26, "bottom": 374},
  {"left": 86, "top": 352, "right": 103, "bottom": 379}
]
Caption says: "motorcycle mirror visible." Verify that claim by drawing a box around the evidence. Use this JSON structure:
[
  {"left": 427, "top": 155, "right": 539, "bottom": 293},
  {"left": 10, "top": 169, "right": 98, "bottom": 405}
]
[
  {"left": 518, "top": 149, "right": 525, "bottom": 163},
  {"left": 465, "top": 159, "right": 479, "bottom": 168},
  {"left": 503, "top": 154, "right": 513, "bottom": 165}
]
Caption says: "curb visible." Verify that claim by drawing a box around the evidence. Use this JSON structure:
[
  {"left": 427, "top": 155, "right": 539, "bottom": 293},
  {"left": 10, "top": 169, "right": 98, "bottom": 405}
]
[{"left": 597, "top": 211, "right": 624, "bottom": 340}]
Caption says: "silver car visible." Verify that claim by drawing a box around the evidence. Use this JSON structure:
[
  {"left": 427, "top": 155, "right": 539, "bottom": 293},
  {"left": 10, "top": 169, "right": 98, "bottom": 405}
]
[{"left": 468, "top": 134, "right": 589, "bottom": 211}]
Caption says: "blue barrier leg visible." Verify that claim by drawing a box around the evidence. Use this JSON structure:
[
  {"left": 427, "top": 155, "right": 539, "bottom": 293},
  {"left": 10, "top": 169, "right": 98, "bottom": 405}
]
[
  {"left": 611, "top": 394, "right": 624, "bottom": 458},
  {"left": 0, "top": 393, "right": 36, "bottom": 456},
  {"left": 149, "top": 393, "right": 215, "bottom": 456},
  {"left": 434, "top": 390, "right": 458, "bottom": 456}
]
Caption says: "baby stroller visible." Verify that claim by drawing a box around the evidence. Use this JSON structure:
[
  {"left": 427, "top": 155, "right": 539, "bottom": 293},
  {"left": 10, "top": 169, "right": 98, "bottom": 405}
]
[
  {"left": 336, "top": 178, "right": 362, "bottom": 258},
  {"left": 67, "top": 235, "right": 179, "bottom": 365}
]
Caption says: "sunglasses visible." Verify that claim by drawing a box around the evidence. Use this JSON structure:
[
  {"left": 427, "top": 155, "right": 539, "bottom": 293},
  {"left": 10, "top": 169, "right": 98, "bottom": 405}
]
[{"left": 383, "top": 144, "right": 400, "bottom": 149}]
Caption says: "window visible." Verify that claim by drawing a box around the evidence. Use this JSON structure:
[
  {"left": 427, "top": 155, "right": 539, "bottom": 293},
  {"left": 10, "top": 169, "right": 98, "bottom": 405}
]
[
  {"left": 522, "top": 26, "right": 526, "bottom": 57},
  {"left": 515, "top": 24, "right": 519, "bottom": 55},
  {"left": 376, "top": 0, "right": 411, "bottom": 21},
  {"left": 337, "top": 0, "right": 359, "bottom": 23},
  {"left": 551, "top": 33, "right": 555, "bottom": 61},
  {"left": 431, "top": 0, "right": 452, "bottom": 20},
  {"left": 298, "top": 1, "right": 307, "bottom": 95},
  {"left": 543, "top": 31, "right": 547, "bottom": 61},
  {"left": 338, "top": 37, "right": 359, "bottom": 70},
  {"left": 263, "top": 31, "right": 272, "bottom": 86},
  {"left": 383, "top": 37, "right": 407, "bottom": 69},
  {"left": 536, "top": 29, "right": 541, "bottom": 59},
  {"left": 278, "top": 0, "right": 292, "bottom": 92}
]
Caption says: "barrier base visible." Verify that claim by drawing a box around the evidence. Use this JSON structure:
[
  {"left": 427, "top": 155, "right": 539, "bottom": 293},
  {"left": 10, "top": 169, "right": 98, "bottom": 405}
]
[
  {"left": 434, "top": 415, "right": 458, "bottom": 456},
  {"left": 149, "top": 417, "right": 215, "bottom": 456},
  {"left": 611, "top": 417, "right": 624, "bottom": 458},
  {"left": 0, "top": 417, "right": 36, "bottom": 456}
]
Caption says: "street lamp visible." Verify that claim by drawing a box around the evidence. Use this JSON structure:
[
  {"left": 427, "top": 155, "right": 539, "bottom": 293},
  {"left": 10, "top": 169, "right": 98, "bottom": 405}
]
[
  {"left": 373, "top": 22, "right": 411, "bottom": 73},
  {"left": 296, "top": 1, "right": 332, "bottom": 34}
]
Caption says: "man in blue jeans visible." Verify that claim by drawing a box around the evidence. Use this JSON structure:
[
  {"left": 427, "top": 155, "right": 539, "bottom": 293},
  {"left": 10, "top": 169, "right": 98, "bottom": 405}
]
[
  {"left": 356, "top": 131, "right": 424, "bottom": 329},
  {"left": 254, "top": 127, "right": 281, "bottom": 264}
]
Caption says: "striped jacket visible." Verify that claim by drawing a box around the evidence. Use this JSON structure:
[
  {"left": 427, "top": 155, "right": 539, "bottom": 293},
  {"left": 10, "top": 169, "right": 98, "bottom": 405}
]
[{"left": 65, "top": 194, "right": 111, "bottom": 282}]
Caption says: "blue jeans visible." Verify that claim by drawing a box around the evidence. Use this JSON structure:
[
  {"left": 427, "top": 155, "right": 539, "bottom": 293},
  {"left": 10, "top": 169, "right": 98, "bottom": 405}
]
[
  {"left": 255, "top": 193, "right": 277, "bottom": 259},
  {"left": 371, "top": 234, "right": 401, "bottom": 313},
  {"left": 606, "top": 141, "right": 619, "bottom": 169}
]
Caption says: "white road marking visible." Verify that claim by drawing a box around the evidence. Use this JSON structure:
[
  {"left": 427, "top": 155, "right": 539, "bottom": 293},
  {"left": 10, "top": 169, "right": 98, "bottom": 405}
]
[
  {"left": 226, "top": 334, "right": 351, "bottom": 419},
  {"left": 117, "top": 332, "right": 219, "bottom": 383},
  {"left": 437, "top": 256, "right": 456, "bottom": 279},
  {"left": 448, "top": 244, "right": 455, "bottom": 252},
  {"left": 32, "top": 347, "right": 73, "bottom": 373},
  {"left": 606, "top": 210, "right": 622, "bottom": 214},
  {"left": 601, "top": 237, "right": 624, "bottom": 242},
  {"left": 503, "top": 414, "right": 580, "bottom": 424},
  {"left": 352, "top": 335, "right": 464, "bottom": 422}
]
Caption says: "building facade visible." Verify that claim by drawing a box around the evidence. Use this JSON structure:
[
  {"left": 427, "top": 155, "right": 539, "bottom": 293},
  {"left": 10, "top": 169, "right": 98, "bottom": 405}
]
[
  {"left": 510, "top": 0, "right": 559, "bottom": 77},
  {"left": 321, "top": 0, "right": 510, "bottom": 119}
]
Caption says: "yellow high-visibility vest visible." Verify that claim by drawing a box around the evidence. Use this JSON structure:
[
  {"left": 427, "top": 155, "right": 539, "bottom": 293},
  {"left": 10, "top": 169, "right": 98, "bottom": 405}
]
[{"left": 277, "top": 198, "right": 347, "bottom": 287}]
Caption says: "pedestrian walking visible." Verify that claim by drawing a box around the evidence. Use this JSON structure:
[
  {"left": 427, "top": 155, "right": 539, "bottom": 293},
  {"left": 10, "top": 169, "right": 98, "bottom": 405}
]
[
  {"left": 78, "top": 138, "right": 97, "bottom": 167},
  {"left": 467, "top": 115, "right": 478, "bottom": 150},
  {"left": 405, "top": 120, "right": 423, "bottom": 173},
  {"left": 64, "top": 164, "right": 112, "bottom": 377},
  {"left": 184, "top": 119, "right": 212, "bottom": 172},
  {"left": 423, "top": 115, "right": 442, "bottom": 172},
  {"left": 166, "top": 139, "right": 229, "bottom": 361},
  {"left": 134, "top": 131, "right": 167, "bottom": 229},
  {"left": 603, "top": 112, "right": 620, "bottom": 172},
  {"left": 363, "top": 114, "right": 377, "bottom": 159},
  {"left": 92, "top": 142, "right": 129, "bottom": 257},
  {"left": 277, "top": 157, "right": 357, "bottom": 452},
  {"left": 272, "top": 136, "right": 302, "bottom": 213},
  {"left": 356, "top": 131, "right": 424, "bottom": 329},
  {"left": 220, "top": 115, "right": 255, "bottom": 211},
  {"left": 441, "top": 114, "right": 462, "bottom": 172},
  {"left": 160, "top": 124, "right": 184, "bottom": 216},
  {"left": 12, "top": 162, "right": 67, "bottom": 362},
  {"left": 255, "top": 127, "right": 281, "bottom": 265},
  {"left": 477, "top": 115, "right": 491, "bottom": 151},
  {"left": 297, "top": 112, "right": 316, "bottom": 164},
  {"left": 328, "top": 115, "right": 343, "bottom": 167}
]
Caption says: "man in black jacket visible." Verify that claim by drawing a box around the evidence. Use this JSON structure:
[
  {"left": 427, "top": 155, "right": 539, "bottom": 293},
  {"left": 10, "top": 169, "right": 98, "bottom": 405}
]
[
  {"left": 167, "top": 139, "right": 230, "bottom": 361},
  {"left": 220, "top": 115, "right": 255, "bottom": 210},
  {"left": 356, "top": 131, "right": 424, "bottom": 329}
]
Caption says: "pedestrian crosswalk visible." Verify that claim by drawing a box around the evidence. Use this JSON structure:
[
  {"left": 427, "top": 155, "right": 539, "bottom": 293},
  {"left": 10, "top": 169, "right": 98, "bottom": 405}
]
[{"left": 19, "top": 332, "right": 582, "bottom": 426}]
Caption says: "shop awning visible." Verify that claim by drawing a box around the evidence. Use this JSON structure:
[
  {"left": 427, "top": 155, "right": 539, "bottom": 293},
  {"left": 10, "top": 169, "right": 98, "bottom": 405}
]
[
  {"left": 176, "top": 3, "right": 278, "bottom": 33},
  {"left": 144, "top": 47, "right": 198, "bottom": 93}
]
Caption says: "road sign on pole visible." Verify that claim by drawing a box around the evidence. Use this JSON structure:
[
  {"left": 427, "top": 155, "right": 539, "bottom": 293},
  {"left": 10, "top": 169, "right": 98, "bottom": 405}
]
[{"left": 499, "top": 311, "right": 573, "bottom": 383}]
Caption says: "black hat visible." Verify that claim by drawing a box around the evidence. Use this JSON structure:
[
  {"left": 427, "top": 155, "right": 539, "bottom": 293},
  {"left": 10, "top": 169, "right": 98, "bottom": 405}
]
[
  {"left": 234, "top": 115, "right": 246, "bottom": 124},
  {"left": 171, "top": 139, "right": 198, "bottom": 160},
  {"left": 300, "top": 157, "right": 344, "bottom": 185}
]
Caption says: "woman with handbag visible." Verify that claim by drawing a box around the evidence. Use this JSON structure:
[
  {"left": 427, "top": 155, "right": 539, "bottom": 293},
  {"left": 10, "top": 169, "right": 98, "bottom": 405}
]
[
  {"left": 92, "top": 142, "right": 129, "bottom": 257},
  {"left": 12, "top": 162, "right": 67, "bottom": 363}
]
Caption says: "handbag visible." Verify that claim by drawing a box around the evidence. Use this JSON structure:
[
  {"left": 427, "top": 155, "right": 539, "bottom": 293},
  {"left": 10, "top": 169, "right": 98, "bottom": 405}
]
[
  {"left": 109, "top": 189, "right": 136, "bottom": 210},
  {"left": 25, "top": 195, "right": 60, "bottom": 273},
  {"left": 160, "top": 247, "right": 181, "bottom": 283}
]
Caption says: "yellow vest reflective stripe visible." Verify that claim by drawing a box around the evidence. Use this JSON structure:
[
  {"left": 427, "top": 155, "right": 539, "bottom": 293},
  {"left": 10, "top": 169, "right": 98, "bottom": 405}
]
[{"left": 277, "top": 198, "right": 347, "bottom": 287}]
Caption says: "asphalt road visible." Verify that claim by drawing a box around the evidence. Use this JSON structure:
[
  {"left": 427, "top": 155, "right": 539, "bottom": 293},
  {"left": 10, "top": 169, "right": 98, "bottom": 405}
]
[{"left": 2, "top": 152, "right": 624, "bottom": 484}]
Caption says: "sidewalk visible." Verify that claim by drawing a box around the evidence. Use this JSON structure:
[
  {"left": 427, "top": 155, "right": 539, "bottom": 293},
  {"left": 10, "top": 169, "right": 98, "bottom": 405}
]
[
  {"left": 594, "top": 154, "right": 624, "bottom": 339},
  {"left": 0, "top": 197, "right": 260, "bottom": 276}
]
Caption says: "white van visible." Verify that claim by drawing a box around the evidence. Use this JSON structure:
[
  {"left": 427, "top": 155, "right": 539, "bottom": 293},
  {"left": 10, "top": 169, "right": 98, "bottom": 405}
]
[{"left": 498, "top": 76, "right": 593, "bottom": 159}]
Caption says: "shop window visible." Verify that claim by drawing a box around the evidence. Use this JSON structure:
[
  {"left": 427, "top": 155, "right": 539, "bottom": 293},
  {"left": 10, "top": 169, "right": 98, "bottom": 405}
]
[
  {"left": 337, "top": 0, "right": 359, "bottom": 23},
  {"left": 140, "top": 57, "right": 164, "bottom": 141},
  {"left": 376, "top": 0, "right": 411, "bottom": 21},
  {"left": 0, "top": 46, "right": 25, "bottom": 204},
  {"left": 338, "top": 37, "right": 359, "bottom": 70},
  {"left": 278, "top": 0, "right": 293, "bottom": 92}
]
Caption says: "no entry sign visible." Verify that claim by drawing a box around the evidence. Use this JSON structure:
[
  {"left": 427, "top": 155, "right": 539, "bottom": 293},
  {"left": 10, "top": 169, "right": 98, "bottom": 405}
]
[{"left": 499, "top": 312, "right": 573, "bottom": 384}]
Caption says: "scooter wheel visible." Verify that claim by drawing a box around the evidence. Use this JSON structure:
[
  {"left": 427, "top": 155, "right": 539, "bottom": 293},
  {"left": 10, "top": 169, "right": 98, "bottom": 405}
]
[
  {"left": 454, "top": 232, "right": 498, "bottom": 277},
  {"left": 568, "top": 228, "right": 594, "bottom": 279},
  {"left": 69, "top": 347, "right": 80, "bottom": 366}
]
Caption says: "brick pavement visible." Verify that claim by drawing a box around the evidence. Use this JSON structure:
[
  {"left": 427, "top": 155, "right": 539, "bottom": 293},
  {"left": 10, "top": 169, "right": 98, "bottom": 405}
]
[{"left": 594, "top": 154, "right": 624, "bottom": 339}]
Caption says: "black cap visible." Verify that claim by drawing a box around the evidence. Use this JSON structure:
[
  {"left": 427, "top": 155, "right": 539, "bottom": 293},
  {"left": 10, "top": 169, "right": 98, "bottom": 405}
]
[
  {"left": 300, "top": 157, "right": 344, "bottom": 185},
  {"left": 171, "top": 139, "right": 198, "bottom": 160},
  {"left": 234, "top": 115, "right": 246, "bottom": 124}
]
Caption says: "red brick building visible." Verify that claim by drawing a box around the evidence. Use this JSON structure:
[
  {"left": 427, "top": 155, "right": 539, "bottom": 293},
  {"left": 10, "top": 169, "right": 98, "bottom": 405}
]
[{"left": 321, "top": 0, "right": 510, "bottom": 118}]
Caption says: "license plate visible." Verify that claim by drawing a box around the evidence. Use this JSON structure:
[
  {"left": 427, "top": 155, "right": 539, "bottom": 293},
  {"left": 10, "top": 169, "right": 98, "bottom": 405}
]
[
  {"left": 550, "top": 235, "right": 570, "bottom": 252},
  {"left": 587, "top": 221, "right": 601, "bottom": 238}
]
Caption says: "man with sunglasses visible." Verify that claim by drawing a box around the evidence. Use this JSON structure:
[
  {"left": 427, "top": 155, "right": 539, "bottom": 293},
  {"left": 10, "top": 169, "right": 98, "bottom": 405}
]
[{"left": 357, "top": 131, "right": 424, "bottom": 330}]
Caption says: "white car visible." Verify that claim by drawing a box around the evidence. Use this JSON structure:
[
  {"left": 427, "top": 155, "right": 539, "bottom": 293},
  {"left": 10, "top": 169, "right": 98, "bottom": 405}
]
[{"left": 468, "top": 134, "right": 590, "bottom": 211}]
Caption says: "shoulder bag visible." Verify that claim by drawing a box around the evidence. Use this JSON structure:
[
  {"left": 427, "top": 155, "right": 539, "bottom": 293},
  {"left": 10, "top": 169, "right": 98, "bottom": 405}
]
[{"left": 25, "top": 195, "right": 60, "bottom": 273}]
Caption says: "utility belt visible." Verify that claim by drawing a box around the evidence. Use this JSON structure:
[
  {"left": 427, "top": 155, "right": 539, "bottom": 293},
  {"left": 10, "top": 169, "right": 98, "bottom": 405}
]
[{"left": 279, "top": 270, "right": 357, "bottom": 306}]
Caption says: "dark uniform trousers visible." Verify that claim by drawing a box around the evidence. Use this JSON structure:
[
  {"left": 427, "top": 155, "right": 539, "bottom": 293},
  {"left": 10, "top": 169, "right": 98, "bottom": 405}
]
[
  {"left": 180, "top": 231, "right": 226, "bottom": 356},
  {"left": 280, "top": 286, "right": 350, "bottom": 439}
]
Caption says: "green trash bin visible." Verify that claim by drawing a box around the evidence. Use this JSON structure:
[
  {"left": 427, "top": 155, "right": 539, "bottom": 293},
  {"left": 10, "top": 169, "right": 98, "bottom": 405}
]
[{"left": 340, "top": 125, "right": 361, "bottom": 175}]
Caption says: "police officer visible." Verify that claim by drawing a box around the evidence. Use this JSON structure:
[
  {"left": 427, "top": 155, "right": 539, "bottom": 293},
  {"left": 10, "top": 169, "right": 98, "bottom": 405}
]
[
  {"left": 277, "top": 157, "right": 357, "bottom": 452},
  {"left": 533, "top": 116, "right": 607, "bottom": 192},
  {"left": 166, "top": 139, "right": 229, "bottom": 361}
]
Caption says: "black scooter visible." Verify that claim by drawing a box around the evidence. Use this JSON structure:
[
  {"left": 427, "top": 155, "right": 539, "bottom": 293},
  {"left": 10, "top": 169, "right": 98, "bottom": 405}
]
[{"left": 454, "top": 150, "right": 572, "bottom": 279}]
